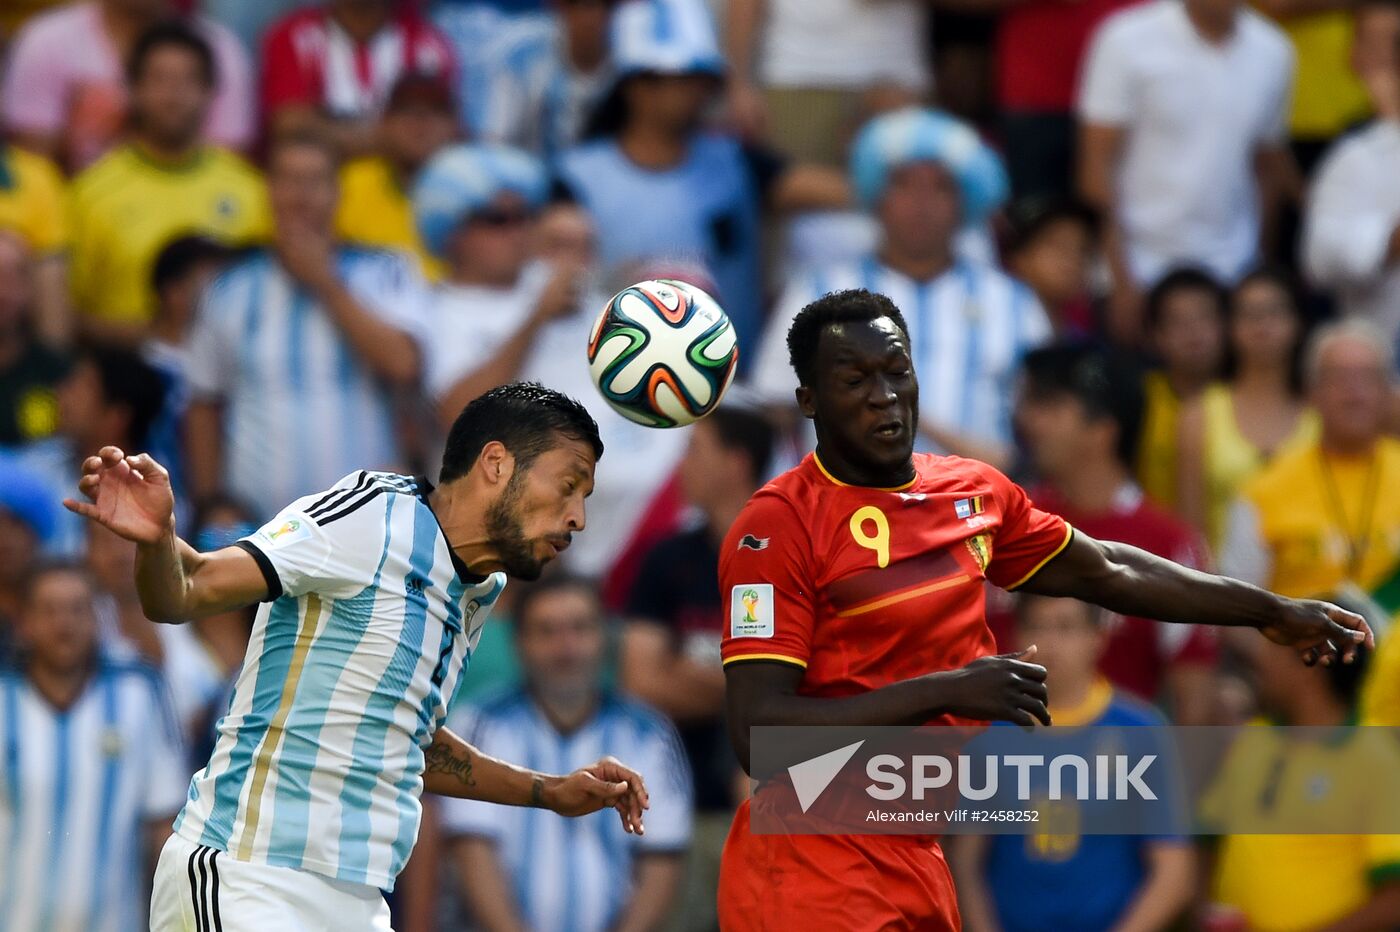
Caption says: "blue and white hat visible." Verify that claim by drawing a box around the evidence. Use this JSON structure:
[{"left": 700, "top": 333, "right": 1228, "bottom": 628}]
[
  {"left": 850, "top": 108, "right": 1009, "bottom": 224},
  {"left": 413, "top": 143, "right": 550, "bottom": 258},
  {"left": 610, "top": 0, "right": 725, "bottom": 79}
]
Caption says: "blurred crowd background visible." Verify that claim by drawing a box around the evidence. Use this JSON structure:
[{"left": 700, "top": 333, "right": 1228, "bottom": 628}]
[{"left": 2, "top": 0, "right": 1400, "bottom": 929}]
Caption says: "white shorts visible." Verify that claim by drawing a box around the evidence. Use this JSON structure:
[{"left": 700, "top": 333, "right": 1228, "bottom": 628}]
[{"left": 150, "top": 833, "right": 396, "bottom": 932}]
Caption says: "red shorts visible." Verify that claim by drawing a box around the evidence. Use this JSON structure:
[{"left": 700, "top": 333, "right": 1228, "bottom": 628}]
[{"left": 717, "top": 799, "right": 961, "bottom": 931}]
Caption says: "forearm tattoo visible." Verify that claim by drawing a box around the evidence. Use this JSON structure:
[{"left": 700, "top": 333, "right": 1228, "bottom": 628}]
[
  {"left": 530, "top": 775, "right": 545, "bottom": 809},
  {"left": 424, "top": 741, "right": 476, "bottom": 788}
]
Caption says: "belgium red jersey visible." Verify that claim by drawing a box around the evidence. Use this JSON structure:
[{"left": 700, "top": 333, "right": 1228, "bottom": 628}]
[{"left": 720, "top": 452, "right": 1072, "bottom": 709}]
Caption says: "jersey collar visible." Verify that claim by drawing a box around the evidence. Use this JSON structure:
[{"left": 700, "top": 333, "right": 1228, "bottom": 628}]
[
  {"left": 812, "top": 452, "right": 918, "bottom": 492},
  {"left": 415, "top": 476, "right": 490, "bottom": 585}
]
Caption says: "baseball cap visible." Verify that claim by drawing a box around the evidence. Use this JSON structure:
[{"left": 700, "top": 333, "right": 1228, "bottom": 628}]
[{"left": 610, "top": 0, "right": 725, "bottom": 79}]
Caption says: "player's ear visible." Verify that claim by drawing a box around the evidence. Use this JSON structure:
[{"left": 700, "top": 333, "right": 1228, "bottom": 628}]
[
  {"left": 795, "top": 385, "right": 816, "bottom": 420},
  {"left": 477, "top": 441, "right": 516, "bottom": 488}
]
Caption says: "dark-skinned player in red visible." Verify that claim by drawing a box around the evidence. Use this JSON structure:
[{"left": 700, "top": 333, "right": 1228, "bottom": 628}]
[{"left": 717, "top": 289, "right": 1372, "bottom": 930}]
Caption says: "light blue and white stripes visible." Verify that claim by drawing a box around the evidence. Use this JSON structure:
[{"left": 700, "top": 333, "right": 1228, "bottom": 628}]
[
  {"left": 185, "top": 249, "right": 430, "bottom": 521},
  {"left": 174, "top": 472, "right": 505, "bottom": 891},
  {"left": 0, "top": 661, "right": 187, "bottom": 932},
  {"left": 753, "top": 258, "right": 1052, "bottom": 449},
  {"left": 442, "top": 691, "right": 693, "bottom": 932}
]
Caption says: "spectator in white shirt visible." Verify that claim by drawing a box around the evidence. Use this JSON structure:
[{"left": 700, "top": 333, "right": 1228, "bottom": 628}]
[
  {"left": 750, "top": 108, "right": 1050, "bottom": 472},
  {"left": 1302, "top": 14, "right": 1400, "bottom": 343},
  {"left": 1078, "top": 0, "right": 1296, "bottom": 345},
  {"left": 723, "top": 0, "right": 930, "bottom": 166},
  {"left": 414, "top": 143, "right": 690, "bottom": 580}
]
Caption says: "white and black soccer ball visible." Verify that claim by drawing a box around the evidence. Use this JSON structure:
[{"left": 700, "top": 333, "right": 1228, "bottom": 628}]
[{"left": 587, "top": 280, "right": 739, "bottom": 428}]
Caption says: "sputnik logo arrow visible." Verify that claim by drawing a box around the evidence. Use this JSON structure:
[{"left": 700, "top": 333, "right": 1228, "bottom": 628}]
[{"left": 788, "top": 740, "right": 866, "bottom": 813}]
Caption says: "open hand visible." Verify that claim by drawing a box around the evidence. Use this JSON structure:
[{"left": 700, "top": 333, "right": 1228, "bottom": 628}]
[
  {"left": 543, "top": 756, "right": 650, "bottom": 835},
  {"left": 1260, "top": 598, "right": 1373, "bottom": 667},
  {"left": 62, "top": 446, "right": 175, "bottom": 544}
]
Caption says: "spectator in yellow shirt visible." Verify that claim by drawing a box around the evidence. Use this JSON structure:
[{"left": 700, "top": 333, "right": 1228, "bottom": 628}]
[
  {"left": 1222, "top": 319, "right": 1400, "bottom": 601},
  {"left": 1201, "top": 630, "right": 1400, "bottom": 931},
  {"left": 0, "top": 143, "right": 72, "bottom": 346},
  {"left": 68, "top": 20, "right": 267, "bottom": 347},
  {"left": 335, "top": 72, "right": 460, "bottom": 280}
]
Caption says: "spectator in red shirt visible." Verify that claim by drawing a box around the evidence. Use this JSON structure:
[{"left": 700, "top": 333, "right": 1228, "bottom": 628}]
[
  {"left": 261, "top": 0, "right": 455, "bottom": 158},
  {"left": 1012, "top": 343, "right": 1220, "bottom": 723},
  {"left": 991, "top": 0, "right": 1142, "bottom": 199}
]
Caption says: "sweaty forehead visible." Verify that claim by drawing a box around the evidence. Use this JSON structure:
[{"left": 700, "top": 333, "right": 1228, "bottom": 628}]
[{"left": 818, "top": 317, "right": 910, "bottom": 365}]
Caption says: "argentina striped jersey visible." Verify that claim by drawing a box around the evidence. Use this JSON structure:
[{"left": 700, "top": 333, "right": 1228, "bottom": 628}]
[
  {"left": 185, "top": 247, "right": 431, "bottom": 520},
  {"left": 0, "top": 658, "right": 187, "bottom": 932},
  {"left": 752, "top": 256, "right": 1052, "bottom": 446},
  {"left": 173, "top": 471, "right": 506, "bottom": 890}
]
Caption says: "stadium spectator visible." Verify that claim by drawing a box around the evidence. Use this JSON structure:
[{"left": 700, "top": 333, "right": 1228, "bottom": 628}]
[
  {"left": 1077, "top": 0, "right": 1295, "bottom": 344},
  {"left": 416, "top": 144, "right": 691, "bottom": 580},
  {"left": 1223, "top": 320, "right": 1400, "bottom": 601},
  {"left": 335, "top": 72, "right": 459, "bottom": 280},
  {"left": 0, "top": 457, "right": 57, "bottom": 661},
  {"left": 752, "top": 108, "right": 1049, "bottom": 471},
  {"left": 557, "top": 0, "right": 850, "bottom": 355},
  {"left": 0, "top": 144, "right": 72, "bottom": 346},
  {"left": 1013, "top": 344, "right": 1218, "bottom": 723},
  {"left": 436, "top": 0, "right": 615, "bottom": 160},
  {"left": 1261, "top": 0, "right": 1378, "bottom": 174},
  {"left": 143, "top": 235, "right": 237, "bottom": 527},
  {"left": 0, "top": 562, "right": 187, "bottom": 932},
  {"left": 1003, "top": 197, "right": 1100, "bottom": 340},
  {"left": 184, "top": 132, "right": 429, "bottom": 519},
  {"left": 443, "top": 574, "right": 693, "bottom": 932},
  {"left": 0, "top": 232, "right": 70, "bottom": 450},
  {"left": 260, "top": 0, "right": 456, "bottom": 159},
  {"left": 620, "top": 405, "right": 772, "bottom": 930},
  {"left": 19, "top": 347, "right": 169, "bottom": 558},
  {"left": 988, "top": 0, "right": 1140, "bottom": 199},
  {"left": 722, "top": 0, "right": 929, "bottom": 166},
  {"left": 0, "top": 0, "right": 253, "bottom": 172},
  {"left": 1302, "top": 8, "right": 1400, "bottom": 343},
  {"left": 1176, "top": 267, "right": 1317, "bottom": 550},
  {"left": 952, "top": 595, "right": 1195, "bottom": 932},
  {"left": 1201, "top": 628, "right": 1400, "bottom": 931},
  {"left": 67, "top": 21, "right": 268, "bottom": 346},
  {"left": 1135, "top": 268, "right": 1228, "bottom": 513}
]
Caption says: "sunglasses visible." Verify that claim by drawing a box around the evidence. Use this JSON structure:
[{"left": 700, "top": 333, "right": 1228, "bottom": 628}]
[{"left": 473, "top": 209, "right": 533, "bottom": 228}]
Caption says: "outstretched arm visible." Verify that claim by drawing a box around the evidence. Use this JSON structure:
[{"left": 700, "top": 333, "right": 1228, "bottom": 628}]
[
  {"left": 63, "top": 446, "right": 270, "bottom": 622},
  {"left": 1019, "top": 533, "right": 1372, "bottom": 666},
  {"left": 423, "top": 727, "right": 650, "bottom": 835}
]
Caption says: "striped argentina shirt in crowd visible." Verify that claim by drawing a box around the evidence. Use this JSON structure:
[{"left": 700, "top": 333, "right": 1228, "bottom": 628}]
[
  {"left": 0, "top": 657, "right": 187, "bottom": 932},
  {"left": 173, "top": 471, "right": 505, "bottom": 890}
]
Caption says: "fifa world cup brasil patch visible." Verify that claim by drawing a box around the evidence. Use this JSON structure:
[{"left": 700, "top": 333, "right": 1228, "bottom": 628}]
[{"left": 731, "top": 584, "right": 774, "bottom": 638}]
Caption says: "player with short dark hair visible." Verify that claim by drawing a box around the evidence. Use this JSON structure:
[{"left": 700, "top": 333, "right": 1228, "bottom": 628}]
[
  {"left": 64, "top": 381, "right": 645, "bottom": 931},
  {"left": 717, "top": 288, "right": 1371, "bottom": 929}
]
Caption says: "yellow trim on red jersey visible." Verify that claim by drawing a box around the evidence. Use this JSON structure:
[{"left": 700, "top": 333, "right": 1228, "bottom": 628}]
[
  {"left": 1004, "top": 524, "right": 1075, "bottom": 592},
  {"left": 835, "top": 574, "right": 973, "bottom": 618},
  {"left": 722, "top": 653, "right": 808, "bottom": 669},
  {"left": 812, "top": 453, "right": 918, "bottom": 492}
]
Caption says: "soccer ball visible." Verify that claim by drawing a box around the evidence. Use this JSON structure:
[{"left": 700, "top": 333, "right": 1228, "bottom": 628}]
[{"left": 587, "top": 279, "right": 739, "bottom": 428}]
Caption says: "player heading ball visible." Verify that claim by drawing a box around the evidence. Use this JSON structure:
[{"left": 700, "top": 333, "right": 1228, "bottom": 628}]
[
  {"left": 716, "top": 289, "right": 1372, "bottom": 931},
  {"left": 65, "top": 382, "right": 653, "bottom": 931}
]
